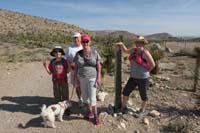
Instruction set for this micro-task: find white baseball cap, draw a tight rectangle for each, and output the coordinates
[72,32,81,38]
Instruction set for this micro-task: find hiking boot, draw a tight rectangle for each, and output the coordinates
[78,99,84,108]
[94,116,100,125]
[84,111,94,119]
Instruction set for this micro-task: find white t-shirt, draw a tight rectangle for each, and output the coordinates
[64,44,83,63]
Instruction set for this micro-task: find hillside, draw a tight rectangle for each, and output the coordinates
[0,9,90,36]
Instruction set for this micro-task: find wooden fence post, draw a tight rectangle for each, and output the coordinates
[193,47,200,92]
[114,46,122,112]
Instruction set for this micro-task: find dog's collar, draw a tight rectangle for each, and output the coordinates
[58,102,67,109]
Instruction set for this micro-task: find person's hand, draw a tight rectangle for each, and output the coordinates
[43,60,47,67]
[95,77,101,88]
[116,42,124,46]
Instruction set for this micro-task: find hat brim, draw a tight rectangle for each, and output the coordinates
[135,40,148,45]
[50,48,65,56]
[73,35,81,38]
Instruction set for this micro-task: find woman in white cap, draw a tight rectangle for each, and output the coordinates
[65,32,84,107]
[117,36,155,117]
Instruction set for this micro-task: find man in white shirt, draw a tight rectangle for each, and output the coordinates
[65,32,83,107]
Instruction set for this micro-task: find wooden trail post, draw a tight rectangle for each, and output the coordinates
[114,46,122,112]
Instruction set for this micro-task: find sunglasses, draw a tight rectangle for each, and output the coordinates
[81,40,89,43]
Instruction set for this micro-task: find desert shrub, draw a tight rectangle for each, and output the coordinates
[174,48,196,57]
[148,47,165,74]
[149,47,165,61]
[194,46,200,58]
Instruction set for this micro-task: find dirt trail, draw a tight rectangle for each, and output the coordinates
[0,59,200,133]
[0,62,107,132]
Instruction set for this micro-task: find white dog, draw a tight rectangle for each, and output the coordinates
[40,100,70,128]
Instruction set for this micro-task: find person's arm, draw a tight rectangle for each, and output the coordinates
[65,47,75,70]
[116,42,134,54]
[96,61,101,86]
[73,53,79,85]
[43,61,51,75]
[143,49,155,71]
[65,60,70,73]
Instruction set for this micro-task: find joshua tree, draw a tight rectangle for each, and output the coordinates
[193,46,200,92]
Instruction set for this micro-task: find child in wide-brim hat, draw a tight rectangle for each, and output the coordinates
[43,46,70,107]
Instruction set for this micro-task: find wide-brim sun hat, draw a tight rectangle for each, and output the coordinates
[81,35,91,42]
[50,46,65,56]
[135,36,148,44]
[72,32,81,38]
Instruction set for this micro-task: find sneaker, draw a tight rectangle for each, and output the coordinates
[121,107,129,114]
[84,111,94,119]
[94,116,100,125]
[78,99,84,108]
[135,110,149,118]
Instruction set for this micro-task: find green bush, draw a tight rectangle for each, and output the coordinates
[149,48,165,61]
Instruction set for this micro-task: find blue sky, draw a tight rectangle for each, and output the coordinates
[0,0,200,36]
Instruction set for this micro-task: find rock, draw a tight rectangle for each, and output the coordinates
[135,107,140,112]
[97,91,108,102]
[120,122,126,130]
[155,75,170,81]
[165,47,173,53]
[113,113,117,117]
[149,110,160,117]
[99,112,108,119]
[143,118,149,125]
[134,130,140,133]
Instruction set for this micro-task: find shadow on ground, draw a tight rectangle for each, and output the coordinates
[0,96,55,115]
[0,96,110,128]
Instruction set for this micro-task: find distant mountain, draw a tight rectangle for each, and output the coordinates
[145,33,175,41]
[94,30,138,39]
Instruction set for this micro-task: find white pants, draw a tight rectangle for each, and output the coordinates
[79,77,97,106]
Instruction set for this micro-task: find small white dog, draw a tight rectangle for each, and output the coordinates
[40,100,70,128]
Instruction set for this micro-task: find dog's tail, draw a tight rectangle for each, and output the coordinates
[40,104,47,117]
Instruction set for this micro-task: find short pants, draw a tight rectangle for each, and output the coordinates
[122,77,150,101]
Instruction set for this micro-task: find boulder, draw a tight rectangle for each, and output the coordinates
[149,110,161,117]
[143,118,149,125]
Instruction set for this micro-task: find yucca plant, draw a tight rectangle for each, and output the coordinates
[193,46,200,92]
